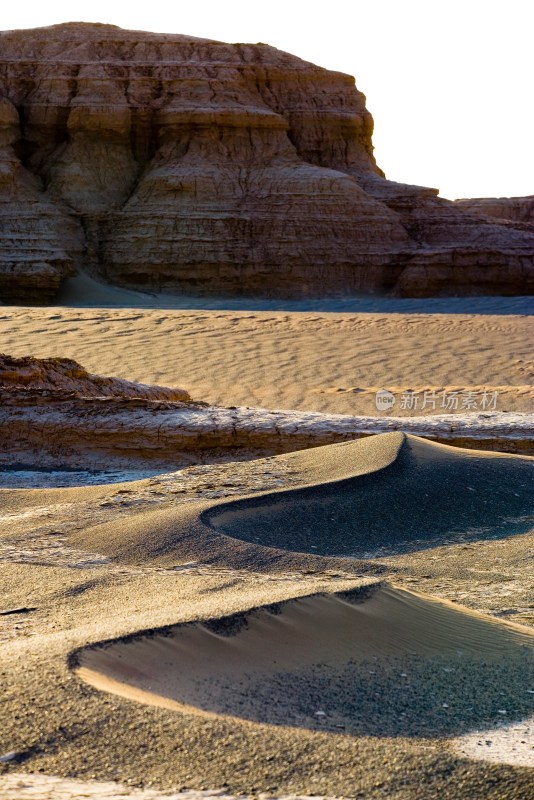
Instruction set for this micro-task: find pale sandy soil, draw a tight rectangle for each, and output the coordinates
[0,773,339,799]
[0,306,532,416]
[0,435,533,800]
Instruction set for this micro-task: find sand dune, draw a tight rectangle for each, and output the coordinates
[207,433,534,556]
[1,284,533,794]
[2,429,534,793]
[76,583,534,740]
[73,433,534,569]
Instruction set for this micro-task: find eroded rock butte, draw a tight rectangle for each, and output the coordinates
[0,22,533,301]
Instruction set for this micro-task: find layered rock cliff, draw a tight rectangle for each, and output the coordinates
[0,22,533,301]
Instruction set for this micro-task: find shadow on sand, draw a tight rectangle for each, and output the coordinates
[76,585,534,739]
[205,435,534,557]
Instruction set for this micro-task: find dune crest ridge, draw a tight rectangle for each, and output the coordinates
[204,433,534,557]
[69,433,533,572]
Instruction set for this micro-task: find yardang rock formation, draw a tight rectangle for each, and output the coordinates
[0,22,533,302]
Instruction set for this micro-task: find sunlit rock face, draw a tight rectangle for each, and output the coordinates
[0,353,190,401]
[0,22,533,301]
[454,197,534,231]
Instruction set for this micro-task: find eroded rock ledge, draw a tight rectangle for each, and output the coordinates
[1,356,532,471]
[0,22,533,302]
[0,354,190,402]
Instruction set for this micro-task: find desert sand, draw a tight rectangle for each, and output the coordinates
[1,414,533,799]
[77,581,534,733]
[1,294,533,417]
[0,286,533,800]
[1,19,533,799]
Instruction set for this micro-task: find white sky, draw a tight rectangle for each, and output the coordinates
[2,0,533,199]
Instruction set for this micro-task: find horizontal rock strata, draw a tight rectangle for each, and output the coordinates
[2,396,532,470]
[0,23,532,300]
[1,357,531,473]
[454,196,534,233]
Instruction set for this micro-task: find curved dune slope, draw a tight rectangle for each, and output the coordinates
[70,432,405,572]
[206,432,534,556]
[72,432,533,570]
[76,584,534,738]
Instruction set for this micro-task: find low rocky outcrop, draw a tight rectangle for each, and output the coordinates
[0,22,533,301]
[1,356,532,472]
[0,354,190,401]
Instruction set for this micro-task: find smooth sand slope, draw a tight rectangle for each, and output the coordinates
[77,583,534,741]
[0,306,532,416]
[73,433,534,569]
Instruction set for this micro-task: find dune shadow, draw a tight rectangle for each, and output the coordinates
[204,436,534,557]
[76,585,534,739]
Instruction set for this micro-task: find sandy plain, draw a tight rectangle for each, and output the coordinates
[0,281,533,800]
[0,276,533,416]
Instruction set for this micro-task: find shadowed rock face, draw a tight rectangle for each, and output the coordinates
[0,95,80,303]
[0,22,533,301]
